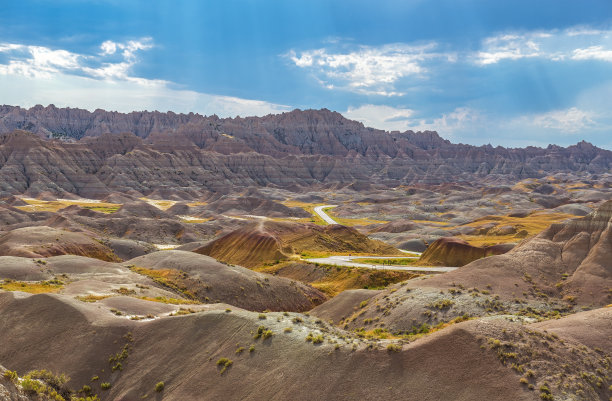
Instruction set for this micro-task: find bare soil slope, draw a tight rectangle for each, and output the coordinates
[194,221,400,267]
[127,250,326,312]
[0,226,119,262]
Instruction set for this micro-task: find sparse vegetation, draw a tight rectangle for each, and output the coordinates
[216,358,233,374]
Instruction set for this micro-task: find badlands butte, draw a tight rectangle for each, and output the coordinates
[0,105,609,401]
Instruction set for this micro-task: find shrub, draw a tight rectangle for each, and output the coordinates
[386,343,401,352]
[216,358,233,374]
[284,327,293,333]
[3,370,18,382]
[155,382,165,392]
[249,345,255,353]
[101,382,111,390]
[292,317,303,324]
[258,313,266,320]
[312,334,324,344]
[359,300,368,308]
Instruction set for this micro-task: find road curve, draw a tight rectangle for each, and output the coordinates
[314,205,338,225]
[304,255,457,273]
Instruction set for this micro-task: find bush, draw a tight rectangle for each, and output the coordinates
[216,358,233,374]
[3,370,18,382]
[101,382,111,390]
[386,343,401,352]
[155,382,165,392]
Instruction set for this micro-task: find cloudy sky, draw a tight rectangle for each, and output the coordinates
[1,0,612,148]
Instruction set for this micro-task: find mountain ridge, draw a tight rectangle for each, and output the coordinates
[0,105,611,198]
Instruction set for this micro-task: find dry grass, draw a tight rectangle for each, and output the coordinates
[129,267,197,300]
[352,258,418,266]
[139,198,177,210]
[76,294,113,302]
[0,280,63,294]
[186,201,208,207]
[282,200,387,226]
[413,220,451,226]
[457,212,573,247]
[257,262,418,297]
[138,296,201,305]
[15,198,121,213]
[178,216,212,223]
[282,201,328,225]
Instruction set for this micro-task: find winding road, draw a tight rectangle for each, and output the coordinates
[313,205,339,224]
[310,204,456,272]
[304,255,457,273]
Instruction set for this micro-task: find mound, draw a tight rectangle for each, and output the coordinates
[126,251,326,312]
[2,291,610,400]
[397,238,428,252]
[346,201,612,336]
[531,306,612,352]
[114,201,170,219]
[103,238,156,260]
[194,221,400,268]
[0,292,553,401]
[205,196,310,218]
[369,219,420,233]
[0,226,119,262]
[419,237,513,267]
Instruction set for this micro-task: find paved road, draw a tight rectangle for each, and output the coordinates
[304,255,457,273]
[313,204,339,224]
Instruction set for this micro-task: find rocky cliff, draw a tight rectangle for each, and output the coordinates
[0,105,611,198]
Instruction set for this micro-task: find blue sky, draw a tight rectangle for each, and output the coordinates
[1,0,612,148]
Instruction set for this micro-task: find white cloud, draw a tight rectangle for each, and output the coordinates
[287,43,452,96]
[343,104,415,131]
[572,46,612,62]
[530,107,596,133]
[342,104,479,136]
[0,39,290,117]
[100,40,117,55]
[408,107,480,136]
[476,34,542,65]
[475,26,612,65]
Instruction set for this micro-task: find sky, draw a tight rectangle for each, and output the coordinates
[1,0,612,149]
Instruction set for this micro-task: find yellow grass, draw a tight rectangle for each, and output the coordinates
[139,198,177,210]
[257,262,417,297]
[281,201,328,225]
[186,201,208,207]
[413,220,451,226]
[178,216,212,223]
[139,296,201,305]
[458,212,574,247]
[76,294,112,302]
[0,280,63,294]
[15,198,121,213]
